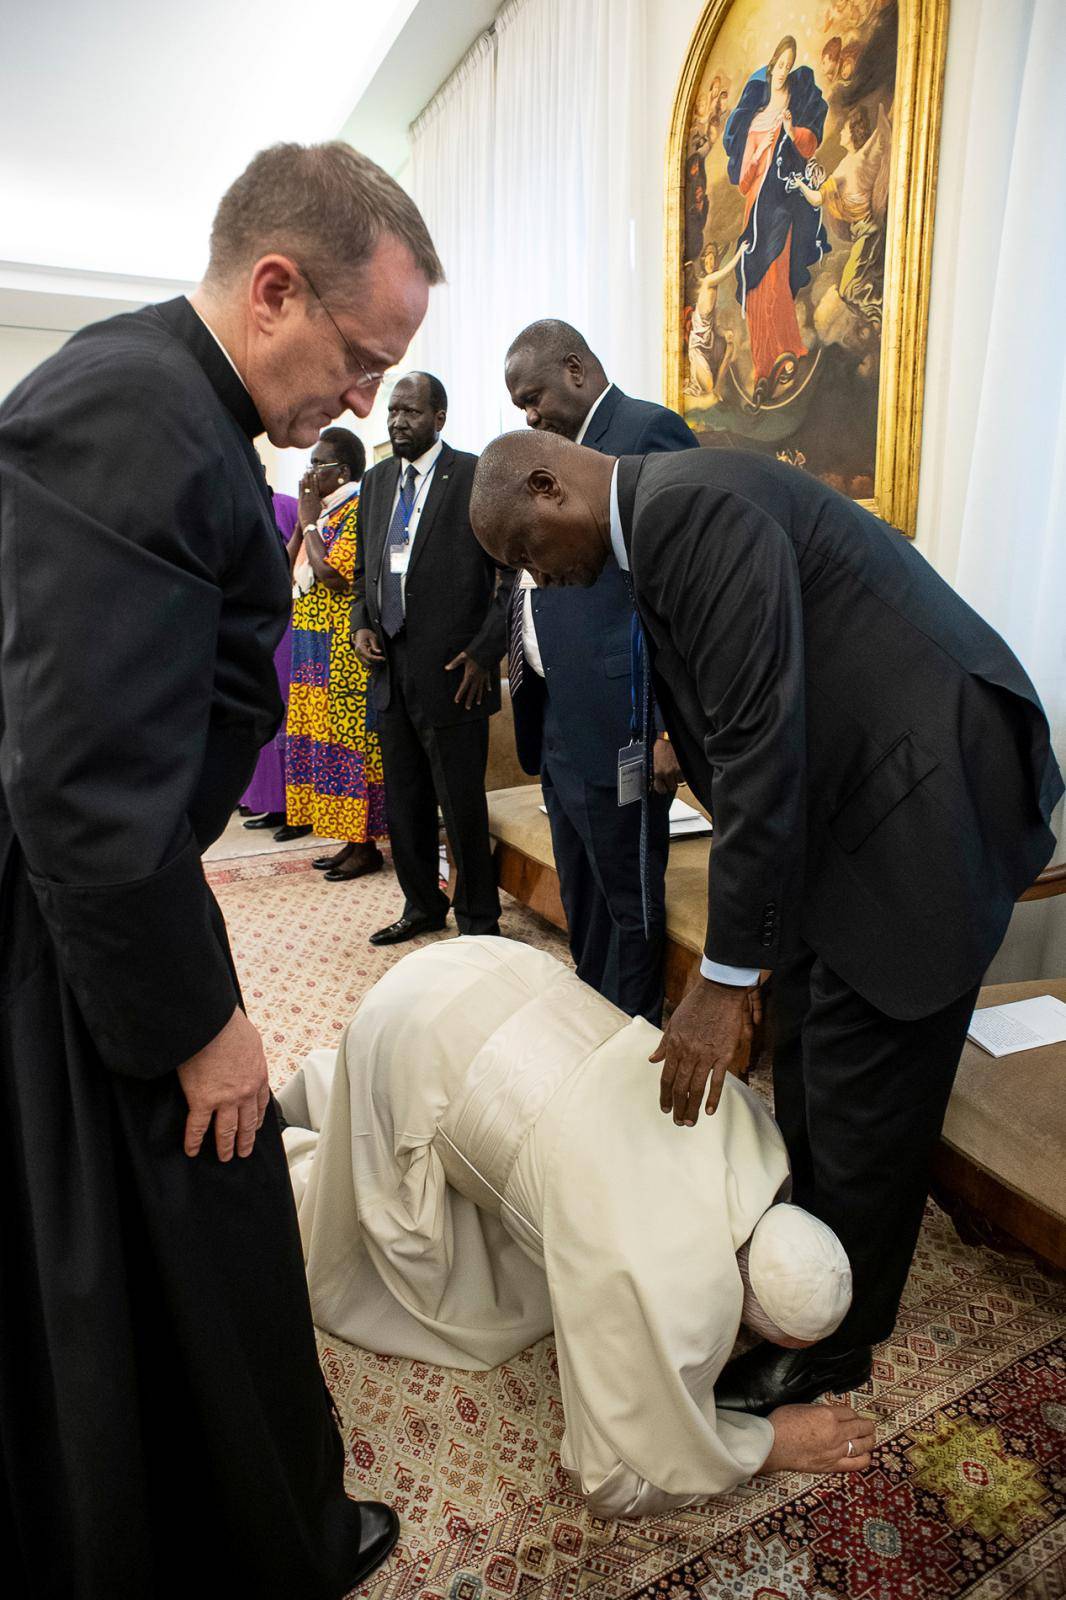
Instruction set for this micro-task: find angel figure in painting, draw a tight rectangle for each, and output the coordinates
[684,241,745,402]
[723,35,830,403]
[787,103,892,332]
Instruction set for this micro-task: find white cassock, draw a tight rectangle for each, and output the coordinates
[279,937,790,1518]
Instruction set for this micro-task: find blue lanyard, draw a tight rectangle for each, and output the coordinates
[629,610,643,740]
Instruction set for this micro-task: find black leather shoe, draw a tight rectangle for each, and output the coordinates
[369,913,448,946]
[272,823,313,842]
[325,848,384,882]
[313,852,347,871]
[337,1499,400,1590]
[243,811,285,830]
[715,1341,872,1416]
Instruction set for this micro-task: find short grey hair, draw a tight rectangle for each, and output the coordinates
[206,142,444,296]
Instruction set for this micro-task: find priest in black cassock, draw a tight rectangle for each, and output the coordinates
[0,142,442,1600]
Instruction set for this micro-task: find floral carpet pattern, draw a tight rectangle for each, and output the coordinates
[208,845,1066,1600]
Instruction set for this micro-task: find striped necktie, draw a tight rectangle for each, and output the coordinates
[508,583,526,694]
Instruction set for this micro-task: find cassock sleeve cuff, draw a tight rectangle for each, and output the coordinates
[28,836,238,1078]
[700,956,761,986]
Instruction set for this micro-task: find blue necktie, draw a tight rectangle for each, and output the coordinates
[380,464,417,637]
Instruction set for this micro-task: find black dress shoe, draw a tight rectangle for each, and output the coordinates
[369,913,448,946]
[313,852,346,871]
[336,1499,400,1590]
[325,847,384,882]
[243,811,285,830]
[272,823,313,842]
[714,1341,872,1416]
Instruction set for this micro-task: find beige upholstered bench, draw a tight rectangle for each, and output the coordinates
[486,779,713,1007]
[932,977,1066,1271]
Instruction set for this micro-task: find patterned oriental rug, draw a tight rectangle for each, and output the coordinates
[208,847,1066,1600]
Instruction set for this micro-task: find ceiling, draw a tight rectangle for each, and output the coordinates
[0,0,498,330]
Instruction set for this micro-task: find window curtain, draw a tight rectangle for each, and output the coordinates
[408,33,497,452]
[492,0,648,414]
[917,0,1065,977]
[408,0,647,450]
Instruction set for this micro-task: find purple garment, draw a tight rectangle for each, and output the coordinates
[241,492,298,814]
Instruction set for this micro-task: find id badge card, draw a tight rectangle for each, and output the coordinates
[617,740,646,806]
[389,540,411,575]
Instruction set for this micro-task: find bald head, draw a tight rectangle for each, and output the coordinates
[504,320,609,440]
[470,431,616,587]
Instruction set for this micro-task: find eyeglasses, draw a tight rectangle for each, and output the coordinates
[295,261,386,392]
[309,461,342,473]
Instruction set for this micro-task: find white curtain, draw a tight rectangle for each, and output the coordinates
[917,0,1065,977]
[408,0,647,451]
[492,0,648,418]
[409,33,497,453]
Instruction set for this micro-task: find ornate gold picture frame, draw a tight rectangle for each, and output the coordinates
[664,0,948,534]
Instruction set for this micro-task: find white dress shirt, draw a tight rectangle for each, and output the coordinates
[519,385,615,672]
[187,300,248,390]
[608,466,759,990]
[384,438,443,613]
[574,382,613,445]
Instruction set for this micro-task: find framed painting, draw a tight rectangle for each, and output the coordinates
[664,0,948,534]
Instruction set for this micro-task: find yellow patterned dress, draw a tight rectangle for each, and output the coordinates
[284,490,386,842]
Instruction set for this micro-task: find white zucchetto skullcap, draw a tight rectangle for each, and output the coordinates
[747,1204,852,1341]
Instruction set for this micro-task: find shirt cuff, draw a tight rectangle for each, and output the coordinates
[700,956,760,986]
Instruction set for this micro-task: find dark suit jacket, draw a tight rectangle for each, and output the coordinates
[352,443,513,727]
[511,386,698,782]
[617,449,1063,1020]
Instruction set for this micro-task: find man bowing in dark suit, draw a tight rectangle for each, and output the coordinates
[353,373,511,945]
[469,431,1063,1414]
[503,319,698,1023]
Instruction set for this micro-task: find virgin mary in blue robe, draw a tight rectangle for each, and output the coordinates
[722,40,830,384]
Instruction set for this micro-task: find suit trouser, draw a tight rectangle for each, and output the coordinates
[376,635,500,935]
[541,755,669,1024]
[770,945,981,1351]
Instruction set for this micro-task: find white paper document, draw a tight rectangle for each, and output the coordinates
[667,797,713,838]
[537,796,712,838]
[966,994,1066,1058]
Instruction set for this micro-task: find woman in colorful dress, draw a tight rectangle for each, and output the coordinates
[240,489,300,832]
[286,428,387,881]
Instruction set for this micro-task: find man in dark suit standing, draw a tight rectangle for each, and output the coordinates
[502,320,698,1022]
[469,432,1063,1412]
[353,373,510,945]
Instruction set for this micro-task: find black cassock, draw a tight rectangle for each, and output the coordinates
[0,298,368,1598]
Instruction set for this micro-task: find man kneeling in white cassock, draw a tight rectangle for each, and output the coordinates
[278,937,874,1517]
